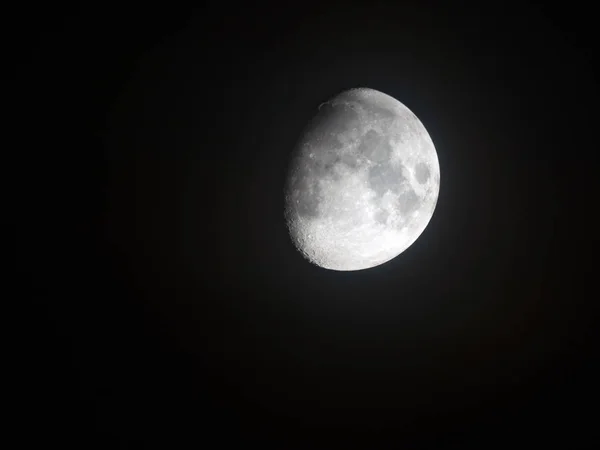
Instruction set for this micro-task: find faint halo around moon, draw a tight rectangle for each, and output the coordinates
[284,88,440,271]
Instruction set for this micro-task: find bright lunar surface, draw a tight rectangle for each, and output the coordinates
[284,88,440,271]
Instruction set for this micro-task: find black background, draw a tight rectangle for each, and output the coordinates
[13,1,598,448]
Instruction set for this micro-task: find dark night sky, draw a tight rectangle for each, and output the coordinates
[13,1,598,448]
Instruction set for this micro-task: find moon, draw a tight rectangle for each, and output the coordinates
[284,88,440,271]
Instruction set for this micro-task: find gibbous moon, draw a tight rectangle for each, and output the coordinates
[284,88,440,271]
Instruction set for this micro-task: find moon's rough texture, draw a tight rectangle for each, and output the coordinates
[285,88,440,271]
